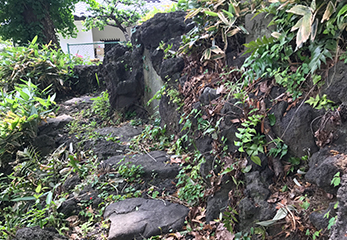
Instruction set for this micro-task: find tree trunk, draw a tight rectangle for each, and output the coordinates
[22,2,59,46]
[41,3,60,47]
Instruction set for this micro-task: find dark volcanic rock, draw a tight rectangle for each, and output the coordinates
[159,57,185,82]
[101,44,145,115]
[206,175,234,223]
[310,202,337,230]
[199,87,219,105]
[132,11,193,52]
[305,147,344,195]
[70,65,102,94]
[95,124,142,142]
[330,174,347,240]
[101,151,179,179]
[270,102,319,158]
[324,61,347,104]
[104,198,189,240]
[14,226,67,240]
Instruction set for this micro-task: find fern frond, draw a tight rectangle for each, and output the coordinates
[244,35,276,55]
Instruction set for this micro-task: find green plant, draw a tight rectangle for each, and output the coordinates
[91,91,111,121]
[324,202,338,230]
[305,94,336,110]
[331,172,341,187]
[0,80,55,165]
[268,138,288,159]
[179,0,252,61]
[234,114,265,166]
[176,153,205,206]
[117,162,144,182]
[139,3,179,24]
[222,206,239,233]
[0,36,86,93]
[157,41,175,59]
[84,0,148,41]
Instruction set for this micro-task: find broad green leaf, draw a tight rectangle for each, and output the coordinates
[268,113,276,126]
[287,5,311,16]
[296,13,313,48]
[251,155,261,166]
[222,9,234,19]
[322,1,336,23]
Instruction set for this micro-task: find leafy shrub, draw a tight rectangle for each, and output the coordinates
[0,80,55,166]
[0,36,86,93]
[242,0,347,97]
[91,91,111,121]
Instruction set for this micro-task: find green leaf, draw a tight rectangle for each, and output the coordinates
[31,36,38,45]
[268,114,276,126]
[46,191,53,205]
[204,10,218,17]
[322,1,336,23]
[11,196,36,202]
[287,5,311,16]
[35,183,42,193]
[251,155,261,166]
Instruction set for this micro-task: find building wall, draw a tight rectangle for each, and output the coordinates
[92,25,126,42]
[58,21,94,59]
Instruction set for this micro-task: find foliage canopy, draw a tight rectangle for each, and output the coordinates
[83,0,148,41]
[0,0,83,46]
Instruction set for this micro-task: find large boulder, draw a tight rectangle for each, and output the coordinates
[101,44,145,115]
[305,146,346,195]
[132,11,193,52]
[100,151,180,179]
[323,61,347,104]
[70,65,102,95]
[104,198,189,240]
[270,102,319,158]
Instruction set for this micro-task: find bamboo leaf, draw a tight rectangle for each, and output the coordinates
[287,5,311,16]
[322,1,336,23]
[218,12,229,25]
[205,10,218,17]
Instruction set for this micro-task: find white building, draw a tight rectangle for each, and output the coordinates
[58,0,175,60]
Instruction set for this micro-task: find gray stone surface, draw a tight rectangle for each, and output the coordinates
[199,87,219,106]
[14,226,67,240]
[245,12,275,43]
[95,124,142,142]
[104,198,189,240]
[305,147,342,195]
[101,151,179,179]
[324,61,347,104]
[310,202,337,230]
[330,174,347,240]
[270,102,319,158]
[83,139,126,160]
[206,175,234,223]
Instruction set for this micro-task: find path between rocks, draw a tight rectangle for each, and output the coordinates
[17,95,190,240]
